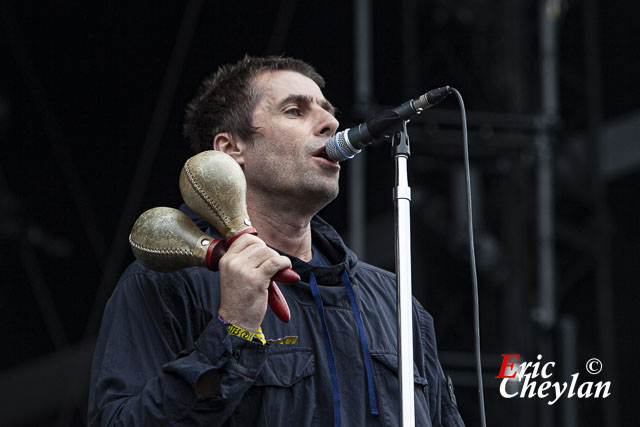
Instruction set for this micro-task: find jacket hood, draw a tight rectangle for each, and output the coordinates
[179,204,359,285]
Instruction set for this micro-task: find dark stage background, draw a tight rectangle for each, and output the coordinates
[1,1,638,426]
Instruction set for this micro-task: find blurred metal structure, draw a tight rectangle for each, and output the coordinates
[535,1,560,425]
[347,0,373,259]
[583,0,619,425]
[0,1,205,425]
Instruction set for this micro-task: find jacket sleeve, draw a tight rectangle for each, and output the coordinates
[438,372,466,427]
[414,300,466,427]
[88,266,267,426]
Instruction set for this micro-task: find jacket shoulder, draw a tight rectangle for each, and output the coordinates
[112,262,220,316]
[354,260,396,282]
[117,261,217,289]
[354,260,435,323]
[352,261,397,302]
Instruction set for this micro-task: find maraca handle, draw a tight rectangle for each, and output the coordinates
[268,268,297,323]
[268,281,290,323]
[179,152,295,323]
[206,232,297,323]
[226,227,300,282]
[226,227,258,247]
[273,268,300,284]
[227,228,300,284]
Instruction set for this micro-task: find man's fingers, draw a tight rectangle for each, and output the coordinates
[223,241,280,269]
[216,232,291,331]
[219,233,291,280]
[223,233,262,254]
[257,254,292,279]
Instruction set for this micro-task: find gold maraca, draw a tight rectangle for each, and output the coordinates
[129,206,227,272]
[179,150,297,322]
[129,205,293,322]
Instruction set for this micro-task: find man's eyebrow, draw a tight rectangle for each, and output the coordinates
[279,94,336,116]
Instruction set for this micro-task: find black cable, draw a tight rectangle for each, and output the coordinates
[450,87,487,427]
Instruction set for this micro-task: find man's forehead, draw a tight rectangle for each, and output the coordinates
[254,70,326,104]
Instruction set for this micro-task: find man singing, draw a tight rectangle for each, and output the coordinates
[88,55,464,426]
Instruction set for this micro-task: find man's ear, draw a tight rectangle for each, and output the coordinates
[213,132,246,166]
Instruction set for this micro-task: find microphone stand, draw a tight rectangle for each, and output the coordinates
[391,122,415,426]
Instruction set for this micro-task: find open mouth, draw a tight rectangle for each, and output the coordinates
[314,149,331,160]
[312,146,339,168]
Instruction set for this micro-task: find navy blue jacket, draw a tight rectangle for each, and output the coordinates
[88,210,464,426]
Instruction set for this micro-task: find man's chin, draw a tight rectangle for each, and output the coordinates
[302,185,339,212]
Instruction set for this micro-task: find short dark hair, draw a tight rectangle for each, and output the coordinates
[184,55,326,153]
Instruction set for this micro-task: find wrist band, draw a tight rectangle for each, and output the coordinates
[217,314,266,345]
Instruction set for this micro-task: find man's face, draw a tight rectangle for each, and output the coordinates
[241,70,340,210]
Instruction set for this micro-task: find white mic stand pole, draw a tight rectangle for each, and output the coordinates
[392,122,415,426]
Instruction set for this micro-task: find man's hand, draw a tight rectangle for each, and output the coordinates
[217,234,292,332]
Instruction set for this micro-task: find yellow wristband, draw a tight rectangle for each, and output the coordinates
[219,315,266,345]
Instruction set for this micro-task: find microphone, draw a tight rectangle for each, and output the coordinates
[325,86,451,161]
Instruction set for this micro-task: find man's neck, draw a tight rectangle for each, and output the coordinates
[246,201,314,262]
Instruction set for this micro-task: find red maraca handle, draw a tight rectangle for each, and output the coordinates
[206,228,297,322]
[273,268,300,284]
[267,267,299,323]
[226,227,300,281]
[268,281,290,322]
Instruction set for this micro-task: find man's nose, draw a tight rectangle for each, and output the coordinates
[315,109,339,137]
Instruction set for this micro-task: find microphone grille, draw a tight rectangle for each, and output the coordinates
[326,130,361,162]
